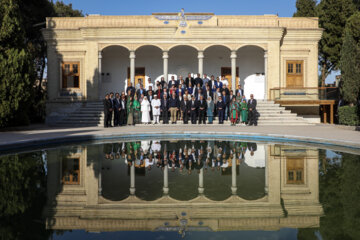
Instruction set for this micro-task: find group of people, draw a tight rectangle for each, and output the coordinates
[103,73,258,127]
[103,140,259,174]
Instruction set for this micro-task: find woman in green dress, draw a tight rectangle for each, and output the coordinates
[240,99,248,125]
[133,94,141,124]
[127,95,134,125]
[229,97,239,126]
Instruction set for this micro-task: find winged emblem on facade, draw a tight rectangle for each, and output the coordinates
[154,8,213,27]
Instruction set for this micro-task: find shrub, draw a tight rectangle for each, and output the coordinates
[338,105,360,126]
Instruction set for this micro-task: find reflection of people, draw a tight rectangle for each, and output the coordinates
[248,94,257,126]
[247,142,257,156]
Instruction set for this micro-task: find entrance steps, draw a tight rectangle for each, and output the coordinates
[51,100,314,127]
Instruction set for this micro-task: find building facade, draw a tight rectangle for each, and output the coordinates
[42,12,323,122]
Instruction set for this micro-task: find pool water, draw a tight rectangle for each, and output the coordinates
[0,139,359,240]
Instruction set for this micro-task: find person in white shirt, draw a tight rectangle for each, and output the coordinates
[151,94,161,124]
[141,96,151,124]
[221,75,229,87]
[145,77,154,91]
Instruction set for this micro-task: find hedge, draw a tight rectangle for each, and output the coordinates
[338,106,360,126]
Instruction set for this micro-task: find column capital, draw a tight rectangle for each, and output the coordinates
[162,51,169,59]
[198,51,204,59]
[231,51,237,59]
[98,51,102,59]
[129,51,136,59]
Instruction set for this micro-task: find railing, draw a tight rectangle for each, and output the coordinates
[269,87,339,101]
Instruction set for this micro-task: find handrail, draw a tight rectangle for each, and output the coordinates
[269,87,339,101]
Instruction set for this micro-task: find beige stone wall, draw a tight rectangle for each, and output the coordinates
[42,14,322,103]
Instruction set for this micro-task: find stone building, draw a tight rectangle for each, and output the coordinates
[42,11,324,124]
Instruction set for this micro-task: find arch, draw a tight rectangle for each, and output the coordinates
[236,44,266,51]
[203,44,232,52]
[100,44,131,52]
[168,44,199,52]
[135,44,164,52]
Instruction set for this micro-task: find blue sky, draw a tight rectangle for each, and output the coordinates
[60,0,337,83]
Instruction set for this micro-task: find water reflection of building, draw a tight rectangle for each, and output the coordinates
[44,141,323,232]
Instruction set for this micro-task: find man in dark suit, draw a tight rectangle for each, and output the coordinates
[103,94,112,128]
[190,95,198,124]
[185,73,194,88]
[216,96,225,124]
[183,96,191,124]
[198,95,207,124]
[113,93,121,126]
[168,75,178,88]
[136,84,147,100]
[221,90,230,121]
[236,84,244,97]
[247,142,257,156]
[126,82,135,97]
[120,94,127,126]
[161,94,169,124]
[194,73,203,87]
[109,92,115,126]
[248,94,257,126]
[147,89,154,121]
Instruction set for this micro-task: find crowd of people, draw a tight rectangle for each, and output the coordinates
[103,140,259,174]
[103,73,259,127]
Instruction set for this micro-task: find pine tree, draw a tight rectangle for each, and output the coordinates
[293,0,318,17]
[318,0,356,87]
[339,14,360,105]
[0,0,34,127]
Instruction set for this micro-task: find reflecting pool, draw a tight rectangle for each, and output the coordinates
[1,139,360,240]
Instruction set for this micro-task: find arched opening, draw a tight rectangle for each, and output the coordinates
[204,45,232,89]
[135,45,163,90]
[237,46,265,100]
[101,45,129,97]
[168,45,198,81]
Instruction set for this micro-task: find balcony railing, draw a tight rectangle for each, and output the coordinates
[269,87,339,101]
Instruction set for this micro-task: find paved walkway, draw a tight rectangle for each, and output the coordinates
[0,124,359,152]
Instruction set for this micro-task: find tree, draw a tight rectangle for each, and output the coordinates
[0,0,35,127]
[339,14,360,105]
[53,1,83,17]
[318,0,356,87]
[293,0,318,17]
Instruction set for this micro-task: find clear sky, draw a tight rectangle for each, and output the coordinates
[60,0,337,83]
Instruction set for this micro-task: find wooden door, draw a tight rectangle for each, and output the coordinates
[221,67,239,90]
[127,67,145,87]
[286,157,304,184]
[286,60,304,88]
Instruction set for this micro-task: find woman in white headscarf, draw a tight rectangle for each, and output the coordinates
[141,96,151,124]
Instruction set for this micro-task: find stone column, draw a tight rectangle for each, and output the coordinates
[130,163,135,195]
[265,146,269,194]
[198,51,204,76]
[98,51,102,99]
[264,50,268,100]
[163,165,169,195]
[231,51,237,93]
[231,155,237,195]
[129,51,136,86]
[98,164,102,196]
[163,51,169,83]
[198,167,204,194]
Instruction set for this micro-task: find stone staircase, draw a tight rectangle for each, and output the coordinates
[52,100,314,127]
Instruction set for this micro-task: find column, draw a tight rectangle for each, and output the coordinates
[265,146,268,194]
[198,167,204,194]
[130,164,135,195]
[231,51,237,93]
[163,165,169,195]
[98,51,102,99]
[98,163,102,196]
[264,50,268,100]
[129,51,136,86]
[231,155,237,195]
[163,51,169,83]
[198,51,204,76]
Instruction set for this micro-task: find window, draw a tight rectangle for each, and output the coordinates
[287,63,293,73]
[296,63,302,73]
[286,157,304,184]
[62,62,80,88]
[62,158,80,185]
[288,171,294,181]
[286,60,304,88]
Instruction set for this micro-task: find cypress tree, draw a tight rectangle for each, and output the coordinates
[0,0,34,127]
[293,0,318,17]
[318,0,356,86]
[339,13,360,105]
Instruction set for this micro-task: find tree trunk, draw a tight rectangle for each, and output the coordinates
[321,63,327,87]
